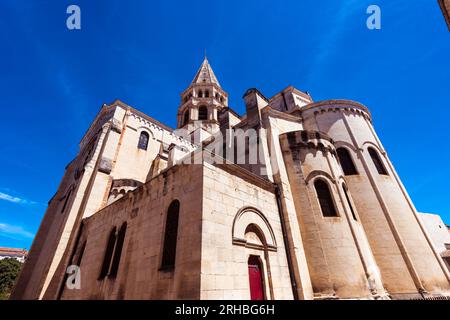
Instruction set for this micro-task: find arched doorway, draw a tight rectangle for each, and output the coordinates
[232,207,277,300]
[248,255,265,300]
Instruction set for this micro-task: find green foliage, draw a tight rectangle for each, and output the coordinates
[0,258,23,300]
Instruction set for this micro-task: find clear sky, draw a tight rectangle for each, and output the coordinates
[0,0,449,249]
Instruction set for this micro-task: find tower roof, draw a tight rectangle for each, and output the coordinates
[191,57,221,87]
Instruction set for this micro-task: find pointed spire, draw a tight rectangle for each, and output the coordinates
[191,57,221,87]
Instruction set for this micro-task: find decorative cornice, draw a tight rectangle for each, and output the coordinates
[79,105,115,148]
[298,99,372,122]
[111,179,143,188]
[210,161,276,193]
[126,109,197,149]
[280,130,337,158]
[114,100,173,132]
[180,82,228,97]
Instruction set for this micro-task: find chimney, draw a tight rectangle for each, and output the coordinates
[243,88,269,127]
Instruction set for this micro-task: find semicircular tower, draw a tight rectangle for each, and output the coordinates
[279,129,387,299]
[300,100,450,298]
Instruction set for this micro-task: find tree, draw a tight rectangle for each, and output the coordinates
[0,258,23,300]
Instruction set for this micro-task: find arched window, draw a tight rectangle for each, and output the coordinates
[337,148,358,175]
[99,227,117,279]
[161,200,180,269]
[342,183,357,220]
[109,222,127,277]
[314,179,338,217]
[138,131,149,150]
[198,106,208,120]
[198,90,203,98]
[368,147,388,175]
[183,109,189,125]
[205,90,210,98]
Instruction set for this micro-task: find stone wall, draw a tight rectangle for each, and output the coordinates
[200,162,293,299]
[61,163,203,299]
[12,101,196,300]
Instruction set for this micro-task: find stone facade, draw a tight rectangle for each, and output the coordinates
[11,58,450,300]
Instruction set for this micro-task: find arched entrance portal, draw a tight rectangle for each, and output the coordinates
[232,207,278,300]
[248,255,265,300]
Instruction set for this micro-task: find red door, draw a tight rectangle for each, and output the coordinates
[248,256,265,300]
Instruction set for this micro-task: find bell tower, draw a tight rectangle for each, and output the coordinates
[177,57,228,143]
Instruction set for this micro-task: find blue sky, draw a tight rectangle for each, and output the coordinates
[0,0,449,249]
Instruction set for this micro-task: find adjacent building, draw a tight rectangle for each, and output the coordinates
[0,248,28,263]
[420,213,450,271]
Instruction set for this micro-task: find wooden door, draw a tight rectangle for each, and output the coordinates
[248,256,265,300]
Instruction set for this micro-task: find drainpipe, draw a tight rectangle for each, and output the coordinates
[274,184,299,300]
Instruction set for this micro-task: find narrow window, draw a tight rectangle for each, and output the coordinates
[99,227,117,279]
[138,131,149,150]
[337,148,358,175]
[233,136,238,164]
[198,106,208,120]
[75,241,87,267]
[161,200,180,269]
[198,90,203,98]
[314,179,338,217]
[222,142,227,160]
[61,188,72,214]
[205,90,209,98]
[342,184,357,220]
[183,110,189,125]
[109,222,127,278]
[368,147,388,175]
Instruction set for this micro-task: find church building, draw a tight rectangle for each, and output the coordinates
[11,58,450,300]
